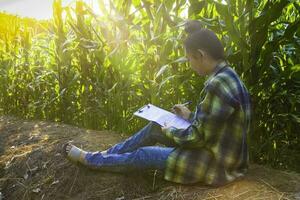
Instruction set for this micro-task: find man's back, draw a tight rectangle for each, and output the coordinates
[164,65,251,185]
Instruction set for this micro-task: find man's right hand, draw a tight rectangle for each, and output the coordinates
[171,104,191,120]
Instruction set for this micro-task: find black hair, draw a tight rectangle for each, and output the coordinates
[184,20,224,60]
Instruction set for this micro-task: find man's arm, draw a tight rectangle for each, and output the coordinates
[163,81,236,147]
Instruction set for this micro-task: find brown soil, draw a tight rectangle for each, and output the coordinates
[0,116,299,200]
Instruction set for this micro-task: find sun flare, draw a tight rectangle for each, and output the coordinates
[0,0,106,20]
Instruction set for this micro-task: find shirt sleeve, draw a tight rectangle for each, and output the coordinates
[164,80,236,147]
[187,111,194,122]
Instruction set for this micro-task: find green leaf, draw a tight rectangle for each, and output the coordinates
[158,75,179,91]
[155,64,168,80]
[188,1,206,17]
[171,57,188,64]
[292,64,300,72]
[250,0,291,32]
[283,19,300,39]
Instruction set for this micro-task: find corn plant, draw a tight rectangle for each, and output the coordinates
[0,0,299,172]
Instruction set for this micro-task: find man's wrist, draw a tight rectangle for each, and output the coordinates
[164,126,177,139]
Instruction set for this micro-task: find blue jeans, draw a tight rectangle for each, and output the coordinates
[84,122,177,172]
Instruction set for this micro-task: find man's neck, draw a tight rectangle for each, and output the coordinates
[204,59,226,86]
[207,59,225,76]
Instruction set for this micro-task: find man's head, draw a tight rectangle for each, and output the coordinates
[184,20,225,76]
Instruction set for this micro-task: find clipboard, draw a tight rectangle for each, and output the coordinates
[133,104,191,129]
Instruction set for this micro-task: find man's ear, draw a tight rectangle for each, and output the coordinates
[197,49,205,58]
[190,51,201,60]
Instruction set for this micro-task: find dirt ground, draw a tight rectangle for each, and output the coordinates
[0,116,299,200]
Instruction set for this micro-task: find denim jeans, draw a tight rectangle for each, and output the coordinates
[84,121,177,172]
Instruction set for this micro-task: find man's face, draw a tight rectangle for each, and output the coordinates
[186,51,206,76]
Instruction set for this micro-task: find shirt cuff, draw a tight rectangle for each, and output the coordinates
[188,112,194,122]
[164,126,178,139]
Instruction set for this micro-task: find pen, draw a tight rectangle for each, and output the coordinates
[171,101,192,110]
[181,101,192,106]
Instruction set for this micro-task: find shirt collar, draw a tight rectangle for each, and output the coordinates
[204,60,228,87]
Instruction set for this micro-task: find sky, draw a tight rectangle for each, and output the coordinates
[0,0,100,20]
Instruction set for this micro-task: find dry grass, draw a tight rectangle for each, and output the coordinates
[0,116,299,200]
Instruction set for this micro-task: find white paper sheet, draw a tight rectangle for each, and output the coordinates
[133,104,191,129]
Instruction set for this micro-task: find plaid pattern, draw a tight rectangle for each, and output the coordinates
[164,61,251,185]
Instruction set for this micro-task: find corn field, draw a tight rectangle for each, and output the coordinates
[0,0,299,172]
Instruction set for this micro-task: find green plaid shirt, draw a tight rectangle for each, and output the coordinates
[163,61,251,185]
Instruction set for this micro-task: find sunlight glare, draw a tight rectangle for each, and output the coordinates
[0,0,108,20]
